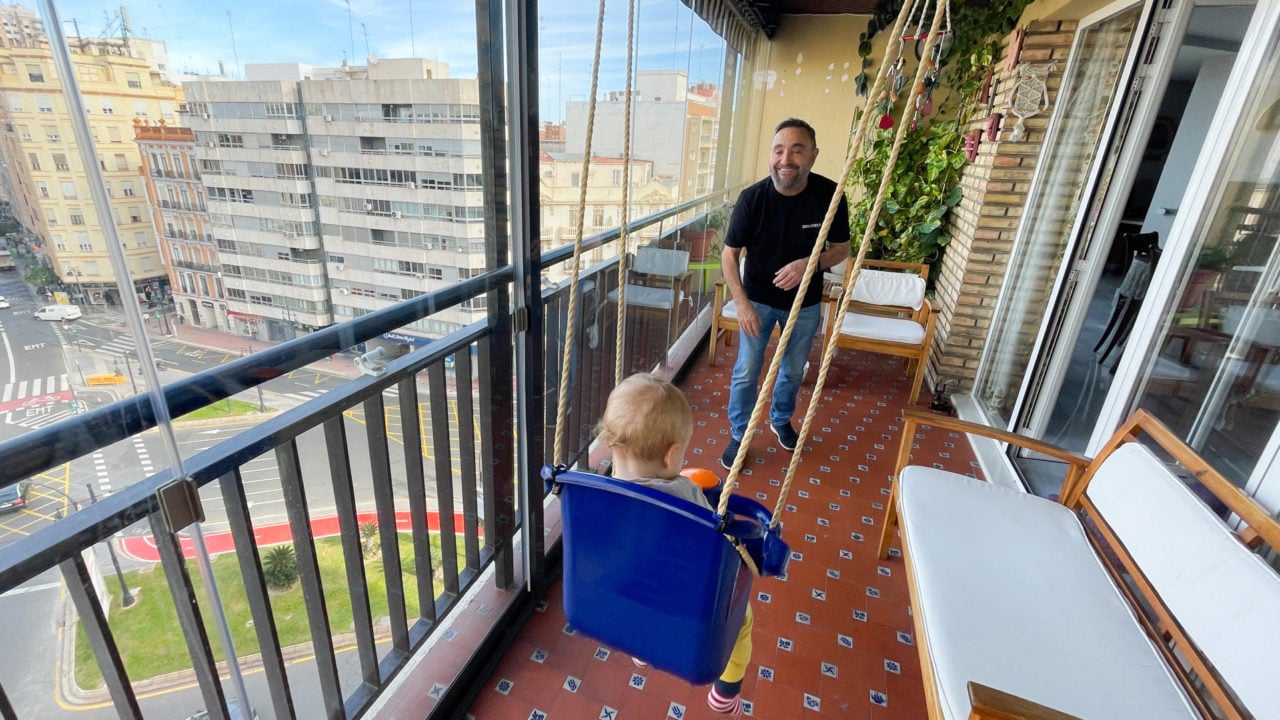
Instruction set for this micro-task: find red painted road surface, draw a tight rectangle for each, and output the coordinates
[119,510,478,561]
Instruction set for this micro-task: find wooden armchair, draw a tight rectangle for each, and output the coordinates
[825,259,937,403]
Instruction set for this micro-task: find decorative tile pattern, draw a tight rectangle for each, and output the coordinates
[463,347,978,718]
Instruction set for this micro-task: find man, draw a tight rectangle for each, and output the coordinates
[719,118,850,469]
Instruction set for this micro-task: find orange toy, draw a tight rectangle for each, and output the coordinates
[680,467,722,491]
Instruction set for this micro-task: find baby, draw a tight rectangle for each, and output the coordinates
[596,373,752,715]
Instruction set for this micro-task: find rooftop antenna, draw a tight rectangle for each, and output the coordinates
[408,0,415,57]
[360,21,369,60]
[345,0,355,69]
[226,10,241,79]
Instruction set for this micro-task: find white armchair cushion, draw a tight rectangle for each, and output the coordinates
[720,299,739,319]
[851,269,926,309]
[633,246,689,276]
[898,468,1198,720]
[839,313,924,344]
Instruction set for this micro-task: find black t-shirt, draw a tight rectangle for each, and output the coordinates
[724,173,850,310]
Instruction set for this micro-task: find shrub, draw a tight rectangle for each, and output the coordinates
[262,544,299,591]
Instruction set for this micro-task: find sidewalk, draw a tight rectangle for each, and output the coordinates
[168,322,364,380]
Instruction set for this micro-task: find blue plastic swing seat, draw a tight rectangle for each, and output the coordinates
[543,466,790,685]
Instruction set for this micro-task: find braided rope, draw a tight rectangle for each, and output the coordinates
[769,0,949,527]
[614,0,638,384]
[553,0,609,465]
[717,0,918,517]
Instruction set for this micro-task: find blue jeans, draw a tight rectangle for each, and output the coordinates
[728,302,822,441]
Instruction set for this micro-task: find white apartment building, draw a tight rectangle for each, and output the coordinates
[565,70,719,199]
[183,59,485,345]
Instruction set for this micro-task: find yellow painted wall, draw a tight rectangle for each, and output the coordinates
[732,15,876,185]
[728,0,1116,189]
[1021,0,1116,23]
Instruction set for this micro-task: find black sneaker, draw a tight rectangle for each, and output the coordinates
[719,437,742,470]
[771,422,799,452]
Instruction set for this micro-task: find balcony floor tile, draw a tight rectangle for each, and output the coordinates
[457,347,973,719]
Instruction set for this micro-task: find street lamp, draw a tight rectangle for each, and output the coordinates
[85,484,136,608]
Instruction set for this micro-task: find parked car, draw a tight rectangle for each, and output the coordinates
[0,479,31,513]
[0,296,9,309]
[34,304,81,321]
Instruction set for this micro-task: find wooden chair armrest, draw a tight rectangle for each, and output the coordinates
[899,408,1091,470]
[967,682,1082,720]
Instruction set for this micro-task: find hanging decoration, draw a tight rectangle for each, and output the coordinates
[897,0,950,128]
[1005,62,1055,142]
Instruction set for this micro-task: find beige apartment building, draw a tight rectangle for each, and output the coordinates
[135,122,222,330]
[538,152,676,285]
[0,6,179,305]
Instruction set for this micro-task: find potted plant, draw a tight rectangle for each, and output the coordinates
[682,209,724,261]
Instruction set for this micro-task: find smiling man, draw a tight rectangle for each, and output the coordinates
[718,118,850,469]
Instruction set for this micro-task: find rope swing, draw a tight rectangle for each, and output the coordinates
[544,0,953,688]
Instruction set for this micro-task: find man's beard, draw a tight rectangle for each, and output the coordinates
[771,166,807,192]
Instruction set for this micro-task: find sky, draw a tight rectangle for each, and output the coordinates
[39,0,729,122]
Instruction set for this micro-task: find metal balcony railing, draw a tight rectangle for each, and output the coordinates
[0,191,730,719]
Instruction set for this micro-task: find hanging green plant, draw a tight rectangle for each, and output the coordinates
[849,0,1032,275]
[849,118,966,265]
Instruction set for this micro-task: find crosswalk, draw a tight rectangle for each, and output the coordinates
[92,335,140,357]
[278,387,400,405]
[1,375,71,402]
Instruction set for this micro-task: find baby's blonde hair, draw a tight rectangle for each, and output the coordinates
[596,373,692,463]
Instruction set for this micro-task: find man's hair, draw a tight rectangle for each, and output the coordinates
[596,373,692,463]
[775,117,817,147]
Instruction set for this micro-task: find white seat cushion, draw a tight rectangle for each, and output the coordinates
[609,285,677,310]
[851,269,926,309]
[720,299,739,320]
[1087,443,1280,720]
[898,468,1197,720]
[839,313,924,344]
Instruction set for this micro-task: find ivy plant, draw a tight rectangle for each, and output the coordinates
[848,0,1032,273]
[849,118,966,265]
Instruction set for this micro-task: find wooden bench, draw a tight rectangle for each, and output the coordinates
[877,408,1280,720]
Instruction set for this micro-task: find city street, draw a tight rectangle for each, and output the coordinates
[0,274,460,718]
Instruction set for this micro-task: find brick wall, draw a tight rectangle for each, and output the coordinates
[930,19,1079,393]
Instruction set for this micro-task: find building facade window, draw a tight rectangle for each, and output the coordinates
[26,64,42,82]
[35,95,52,112]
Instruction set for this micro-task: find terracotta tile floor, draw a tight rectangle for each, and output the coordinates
[465,345,981,719]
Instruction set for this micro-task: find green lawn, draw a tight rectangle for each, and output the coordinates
[74,533,458,688]
[177,397,269,421]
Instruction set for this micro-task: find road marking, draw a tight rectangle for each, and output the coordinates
[1,326,13,384]
[0,581,61,597]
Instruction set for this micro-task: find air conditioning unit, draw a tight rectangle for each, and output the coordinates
[404,181,415,190]
[284,231,297,238]
[323,114,334,122]
[318,149,331,157]
[335,264,344,271]
[200,112,210,120]
[391,211,402,219]
[339,287,349,294]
